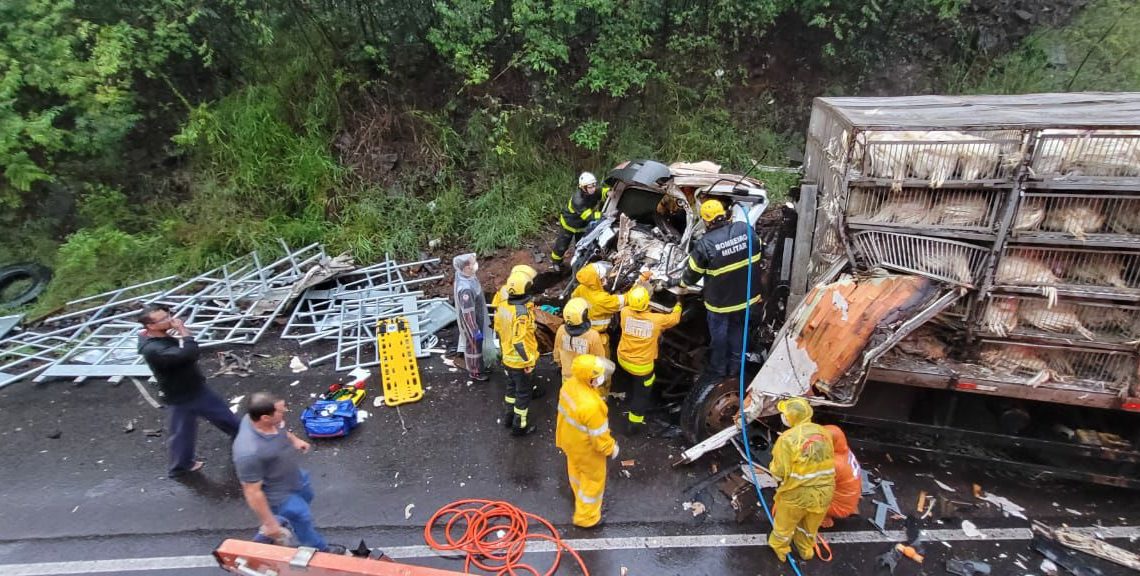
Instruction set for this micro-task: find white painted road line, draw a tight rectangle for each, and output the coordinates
[4,525,1139,575]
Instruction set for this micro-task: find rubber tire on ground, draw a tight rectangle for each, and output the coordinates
[0,263,52,307]
[679,376,741,444]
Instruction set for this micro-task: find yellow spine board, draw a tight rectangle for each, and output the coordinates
[377,317,424,406]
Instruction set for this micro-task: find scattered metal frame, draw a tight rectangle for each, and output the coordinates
[0,245,456,388]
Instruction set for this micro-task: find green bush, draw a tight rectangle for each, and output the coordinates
[38,227,171,310]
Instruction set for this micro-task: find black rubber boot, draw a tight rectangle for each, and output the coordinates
[502,409,515,429]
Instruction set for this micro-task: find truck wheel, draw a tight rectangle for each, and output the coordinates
[0,263,52,308]
[680,376,741,444]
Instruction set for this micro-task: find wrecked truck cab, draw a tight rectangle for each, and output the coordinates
[568,159,773,290]
[562,160,788,440]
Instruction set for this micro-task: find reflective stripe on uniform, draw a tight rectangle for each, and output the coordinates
[560,215,585,233]
[688,256,706,274]
[704,293,763,313]
[644,373,656,387]
[557,405,609,436]
[505,396,516,404]
[578,491,600,504]
[705,252,763,277]
[618,356,654,376]
[551,250,563,262]
[590,318,611,329]
[788,469,835,481]
[559,390,578,411]
[628,413,645,423]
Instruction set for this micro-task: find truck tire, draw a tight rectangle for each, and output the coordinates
[680,376,741,444]
[0,263,51,308]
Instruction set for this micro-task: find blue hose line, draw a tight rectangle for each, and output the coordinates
[738,219,805,576]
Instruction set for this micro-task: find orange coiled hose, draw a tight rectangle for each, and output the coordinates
[424,499,589,576]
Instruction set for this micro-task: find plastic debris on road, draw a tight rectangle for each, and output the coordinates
[978,492,1027,520]
[289,356,308,373]
[682,502,706,517]
[404,503,415,520]
[961,520,984,539]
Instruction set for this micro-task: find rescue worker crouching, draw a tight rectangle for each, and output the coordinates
[551,172,608,273]
[820,424,862,528]
[768,397,836,563]
[553,298,607,383]
[493,271,540,436]
[617,285,681,435]
[556,354,619,528]
[675,199,763,383]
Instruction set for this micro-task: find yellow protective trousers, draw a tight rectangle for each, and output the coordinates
[565,451,607,527]
[768,488,831,562]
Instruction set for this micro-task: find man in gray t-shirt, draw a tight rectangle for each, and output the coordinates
[233,392,332,551]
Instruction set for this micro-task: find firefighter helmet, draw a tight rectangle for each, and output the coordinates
[628,285,651,312]
[505,271,532,297]
[563,297,589,325]
[578,172,597,188]
[700,199,727,223]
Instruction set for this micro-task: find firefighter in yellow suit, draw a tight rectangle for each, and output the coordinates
[570,262,627,352]
[617,285,681,434]
[493,272,539,436]
[768,397,836,563]
[556,354,619,528]
[552,298,607,383]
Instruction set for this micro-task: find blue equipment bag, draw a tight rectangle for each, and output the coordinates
[300,399,358,438]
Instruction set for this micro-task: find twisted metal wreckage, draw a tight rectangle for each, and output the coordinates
[0,241,456,388]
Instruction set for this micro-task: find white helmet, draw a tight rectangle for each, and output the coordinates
[578,172,597,188]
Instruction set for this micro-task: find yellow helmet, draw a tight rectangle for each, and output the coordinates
[571,354,615,386]
[563,297,589,325]
[505,271,532,297]
[628,285,650,311]
[699,199,727,223]
[776,397,813,427]
[510,264,537,282]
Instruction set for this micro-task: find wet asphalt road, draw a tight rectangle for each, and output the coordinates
[1,346,1138,576]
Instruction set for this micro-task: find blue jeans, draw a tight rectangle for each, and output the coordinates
[271,470,329,550]
[706,309,747,380]
[167,387,240,475]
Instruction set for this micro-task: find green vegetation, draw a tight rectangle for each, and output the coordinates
[951,0,1140,94]
[1,0,1137,314]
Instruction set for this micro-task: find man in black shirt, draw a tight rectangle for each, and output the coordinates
[137,304,239,477]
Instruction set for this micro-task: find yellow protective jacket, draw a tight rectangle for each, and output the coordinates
[570,265,626,334]
[553,325,607,381]
[493,298,538,370]
[490,285,509,309]
[556,375,616,458]
[616,305,681,375]
[770,401,836,512]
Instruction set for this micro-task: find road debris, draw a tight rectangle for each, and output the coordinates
[213,351,253,377]
[372,396,385,408]
[1035,521,1140,571]
[1033,533,1106,576]
[934,479,957,492]
[47,430,61,439]
[1065,508,1083,516]
[620,470,631,478]
[123,419,135,433]
[289,356,308,373]
[289,380,299,386]
[946,558,991,576]
[681,502,706,517]
[404,503,415,520]
[1040,558,1059,575]
[977,491,1028,520]
[621,459,636,468]
[961,520,984,539]
[144,428,162,437]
